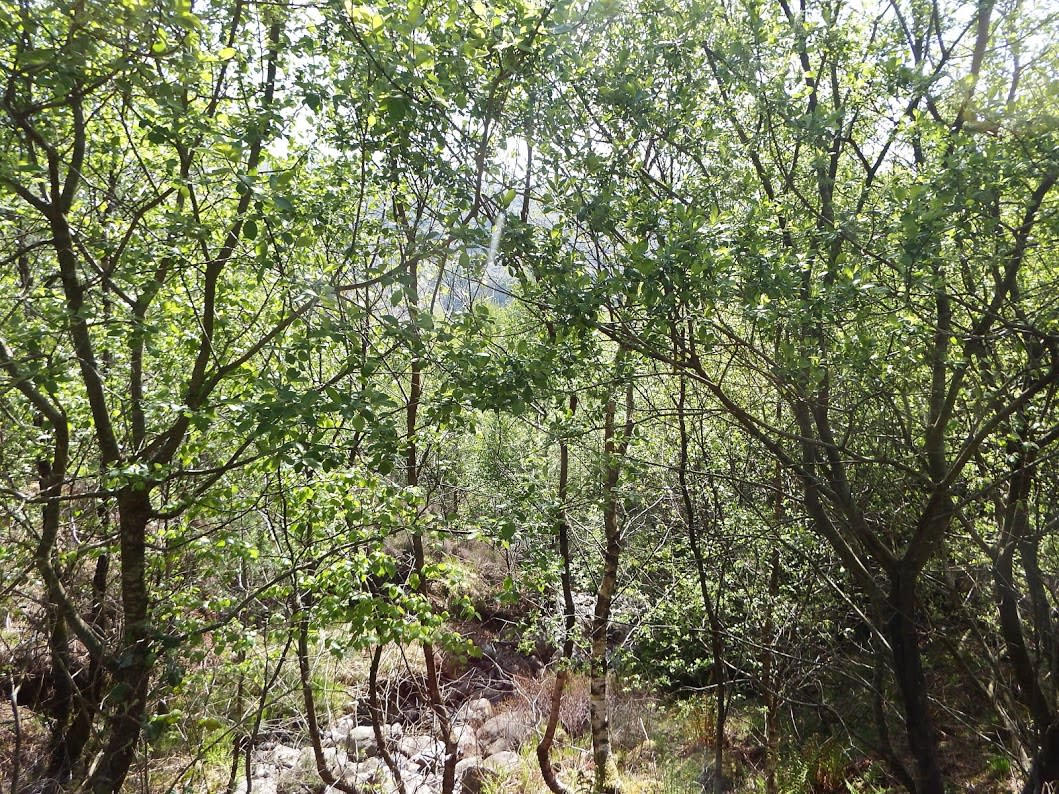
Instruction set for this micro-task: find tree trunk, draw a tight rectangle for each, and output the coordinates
[296,597,355,793]
[404,252,458,794]
[88,489,152,794]
[676,375,727,794]
[538,393,577,794]
[590,383,632,794]
[62,553,110,784]
[762,549,780,794]
[88,495,149,793]
[992,436,1059,792]
[370,645,408,794]
[1024,719,1059,794]
[885,569,944,794]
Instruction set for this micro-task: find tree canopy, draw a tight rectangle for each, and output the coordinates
[1,0,1058,793]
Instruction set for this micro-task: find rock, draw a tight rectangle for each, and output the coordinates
[253,763,278,780]
[458,758,499,794]
[457,697,494,727]
[352,756,396,788]
[327,716,401,759]
[276,746,354,793]
[324,716,356,747]
[454,723,479,758]
[412,740,447,771]
[457,751,522,794]
[272,744,301,768]
[301,745,351,771]
[477,712,534,755]
[234,776,278,794]
[398,733,441,759]
[400,732,434,758]
[345,725,381,760]
[398,770,435,794]
[455,755,481,776]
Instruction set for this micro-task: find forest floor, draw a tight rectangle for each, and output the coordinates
[2,541,1024,794]
[154,538,1021,794]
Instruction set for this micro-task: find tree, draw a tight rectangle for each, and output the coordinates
[524,0,1059,789]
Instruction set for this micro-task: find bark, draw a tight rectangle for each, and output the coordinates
[9,671,22,794]
[762,549,780,794]
[369,645,407,794]
[538,667,573,794]
[885,568,944,794]
[43,609,72,790]
[225,645,248,794]
[537,393,578,794]
[404,253,458,794]
[676,376,726,794]
[87,489,152,794]
[61,552,109,784]
[1024,720,1059,794]
[590,382,633,794]
[992,434,1059,793]
[872,639,916,793]
[36,427,74,789]
[296,600,357,793]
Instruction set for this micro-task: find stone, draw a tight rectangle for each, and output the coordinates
[324,716,356,746]
[455,755,481,776]
[398,733,442,760]
[411,740,446,771]
[456,697,494,727]
[271,744,301,768]
[458,758,499,794]
[298,744,350,771]
[345,725,380,760]
[453,723,479,759]
[477,712,534,755]
[275,745,356,793]
[253,763,277,780]
[352,756,396,788]
[397,770,434,794]
[456,751,522,794]
[234,777,278,794]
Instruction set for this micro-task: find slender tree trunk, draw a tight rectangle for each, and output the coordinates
[295,597,355,793]
[9,672,23,794]
[63,552,109,782]
[31,412,79,791]
[590,382,632,794]
[538,394,578,794]
[992,439,1059,793]
[370,645,407,794]
[885,568,944,794]
[762,548,780,794]
[88,489,152,794]
[873,637,917,793]
[676,376,726,794]
[762,394,785,794]
[1024,721,1059,794]
[44,609,73,790]
[404,254,458,794]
